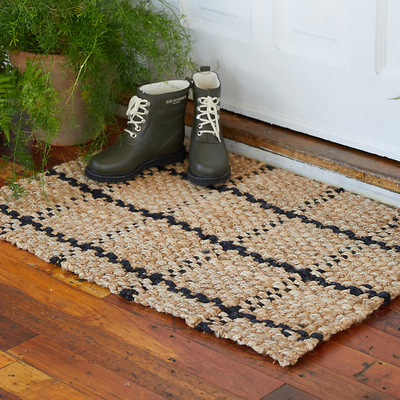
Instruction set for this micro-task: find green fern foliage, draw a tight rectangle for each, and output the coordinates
[0,59,17,143]
[0,0,194,197]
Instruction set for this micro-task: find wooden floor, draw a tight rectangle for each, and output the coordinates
[1,116,400,400]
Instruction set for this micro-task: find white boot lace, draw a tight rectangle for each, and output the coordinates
[124,96,150,138]
[196,96,221,142]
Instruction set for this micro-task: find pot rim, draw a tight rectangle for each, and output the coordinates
[9,49,66,61]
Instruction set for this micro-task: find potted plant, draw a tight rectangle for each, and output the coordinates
[0,0,193,197]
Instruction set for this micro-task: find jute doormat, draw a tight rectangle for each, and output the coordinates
[1,152,399,367]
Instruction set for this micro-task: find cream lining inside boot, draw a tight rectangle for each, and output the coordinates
[140,80,190,95]
[193,71,220,90]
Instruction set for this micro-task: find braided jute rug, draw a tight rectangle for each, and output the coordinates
[1,152,400,367]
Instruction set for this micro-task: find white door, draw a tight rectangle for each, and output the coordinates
[178,0,400,162]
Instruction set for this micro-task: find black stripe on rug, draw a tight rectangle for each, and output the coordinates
[214,184,400,253]
[43,169,392,306]
[0,164,396,344]
[0,203,322,341]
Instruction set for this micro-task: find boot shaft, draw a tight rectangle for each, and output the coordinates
[191,68,222,144]
[187,67,231,185]
[125,80,191,145]
[192,66,221,98]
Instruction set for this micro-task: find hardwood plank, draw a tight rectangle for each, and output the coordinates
[1,244,397,400]
[44,267,111,298]
[0,315,38,350]
[333,324,400,369]
[0,242,51,271]
[0,350,15,369]
[0,281,263,400]
[306,339,400,398]
[0,387,22,400]
[387,295,400,311]
[0,257,285,400]
[0,359,93,400]
[105,293,186,328]
[364,301,400,339]
[261,384,322,400]
[9,336,165,400]
[281,359,398,400]
[106,294,399,400]
[0,241,110,298]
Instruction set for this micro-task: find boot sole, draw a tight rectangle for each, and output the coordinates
[85,146,186,183]
[187,166,231,186]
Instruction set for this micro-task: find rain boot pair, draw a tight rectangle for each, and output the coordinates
[84,67,230,185]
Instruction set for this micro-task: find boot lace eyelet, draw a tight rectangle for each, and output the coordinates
[126,131,137,138]
[135,126,141,132]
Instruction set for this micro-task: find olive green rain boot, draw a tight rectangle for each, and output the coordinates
[85,79,191,183]
[187,67,231,186]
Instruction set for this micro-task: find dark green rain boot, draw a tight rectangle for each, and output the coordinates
[85,79,191,183]
[187,67,231,185]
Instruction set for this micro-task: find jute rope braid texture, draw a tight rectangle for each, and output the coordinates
[1,152,399,367]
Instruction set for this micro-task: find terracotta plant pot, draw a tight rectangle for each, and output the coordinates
[9,50,93,146]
